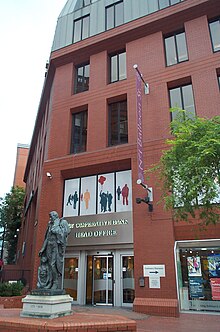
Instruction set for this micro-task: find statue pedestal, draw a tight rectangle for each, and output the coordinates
[20,291,73,319]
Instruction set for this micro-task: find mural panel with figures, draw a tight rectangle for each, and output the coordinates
[97,173,115,214]
[63,170,132,217]
[63,178,80,217]
[116,170,132,212]
[80,176,97,216]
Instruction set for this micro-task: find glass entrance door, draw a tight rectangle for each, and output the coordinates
[93,256,113,305]
[122,256,135,304]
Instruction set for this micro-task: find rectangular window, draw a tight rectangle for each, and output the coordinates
[106,1,124,30]
[110,50,126,83]
[169,84,195,120]
[165,31,188,66]
[218,75,220,89]
[75,0,91,9]
[71,111,87,154]
[75,63,90,93]
[159,0,169,9]
[73,15,90,43]
[109,101,128,146]
[149,0,183,13]
[209,18,220,52]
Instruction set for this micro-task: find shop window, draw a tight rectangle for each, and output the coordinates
[164,31,188,66]
[74,63,90,93]
[169,84,195,120]
[106,1,124,30]
[73,15,90,43]
[209,18,220,52]
[70,111,87,154]
[108,100,128,146]
[177,243,220,313]
[109,50,126,83]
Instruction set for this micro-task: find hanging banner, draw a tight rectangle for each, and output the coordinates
[136,70,144,183]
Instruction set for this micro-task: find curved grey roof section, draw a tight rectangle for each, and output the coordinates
[52,0,184,52]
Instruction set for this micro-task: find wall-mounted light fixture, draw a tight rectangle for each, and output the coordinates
[136,179,153,212]
[46,172,52,179]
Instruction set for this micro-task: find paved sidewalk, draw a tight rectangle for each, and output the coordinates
[0,305,220,331]
[73,306,220,332]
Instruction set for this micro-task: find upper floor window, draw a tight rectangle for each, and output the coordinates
[73,15,90,43]
[164,31,188,66]
[75,0,92,10]
[148,0,184,13]
[169,84,195,120]
[75,63,90,93]
[71,111,88,154]
[209,18,220,52]
[108,100,128,146]
[106,1,124,30]
[109,50,126,83]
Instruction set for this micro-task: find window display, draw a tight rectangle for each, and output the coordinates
[178,245,220,312]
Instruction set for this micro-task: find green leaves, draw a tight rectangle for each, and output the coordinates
[0,186,25,264]
[148,112,220,225]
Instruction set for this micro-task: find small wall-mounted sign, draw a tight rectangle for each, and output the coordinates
[143,264,165,277]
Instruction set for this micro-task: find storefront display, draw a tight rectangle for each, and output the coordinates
[176,241,220,312]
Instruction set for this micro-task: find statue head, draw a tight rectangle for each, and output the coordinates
[49,211,59,221]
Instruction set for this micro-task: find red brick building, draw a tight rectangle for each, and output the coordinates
[16,0,220,316]
[13,144,29,189]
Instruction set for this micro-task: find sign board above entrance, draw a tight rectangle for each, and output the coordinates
[66,211,133,247]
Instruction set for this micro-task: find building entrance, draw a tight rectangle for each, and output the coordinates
[93,256,113,305]
[86,255,113,305]
[64,249,134,306]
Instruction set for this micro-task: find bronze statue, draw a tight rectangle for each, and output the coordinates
[37,211,70,290]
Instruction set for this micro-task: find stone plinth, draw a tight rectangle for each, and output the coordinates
[20,294,73,319]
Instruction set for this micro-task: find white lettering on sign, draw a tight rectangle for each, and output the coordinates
[69,219,128,229]
[75,229,117,238]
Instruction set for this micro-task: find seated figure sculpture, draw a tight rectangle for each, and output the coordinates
[37,211,70,290]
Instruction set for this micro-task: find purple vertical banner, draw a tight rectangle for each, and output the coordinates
[136,70,145,183]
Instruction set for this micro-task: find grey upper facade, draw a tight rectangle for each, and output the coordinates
[52,0,184,51]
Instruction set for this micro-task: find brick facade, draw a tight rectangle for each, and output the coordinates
[15,0,220,317]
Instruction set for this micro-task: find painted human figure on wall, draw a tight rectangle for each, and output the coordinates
[73,191,78,209]
[122,184,129,205]
[117,186,122,200]
[84,189,90,209]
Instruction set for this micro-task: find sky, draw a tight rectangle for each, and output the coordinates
[0,0,68,198]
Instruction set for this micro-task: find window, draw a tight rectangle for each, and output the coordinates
[169,84,195,120]
[218,75,220,89]
[73,15,89,43]
[165,31,188,66]
[75,63,90,93]
[110,50,126,83]
[109,101,128,146]
[209,18,220,52]
[148,0,184,13]
[71,111,87,154]
[106,1,123,30]
[75,0,92,10]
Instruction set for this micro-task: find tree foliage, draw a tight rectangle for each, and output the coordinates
[148,111,220,225]
[0,186,25,264]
